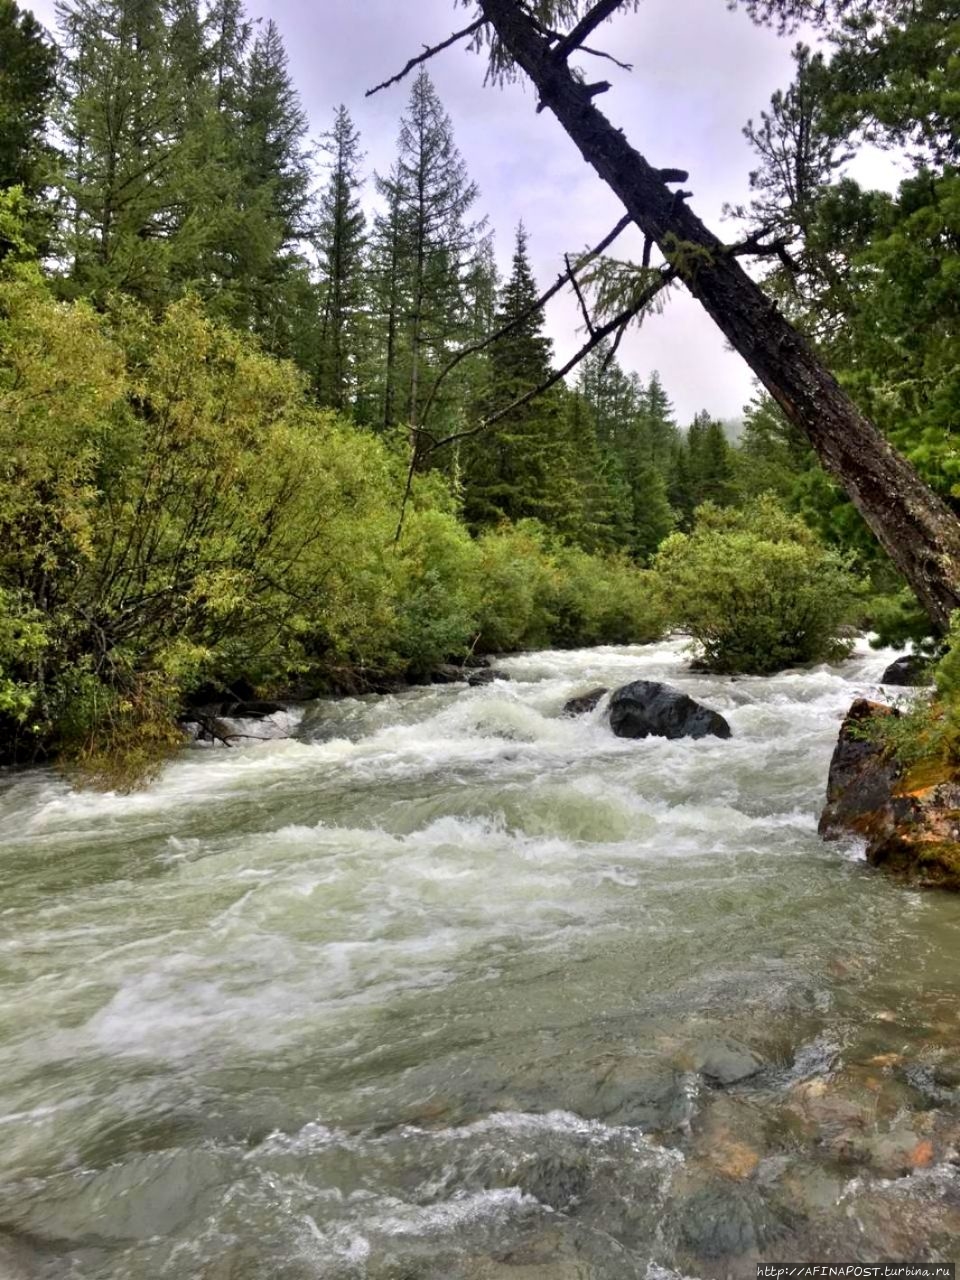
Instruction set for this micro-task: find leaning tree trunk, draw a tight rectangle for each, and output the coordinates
[479,0,960,631]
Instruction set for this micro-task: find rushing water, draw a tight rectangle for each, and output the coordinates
[2,640,960,1279]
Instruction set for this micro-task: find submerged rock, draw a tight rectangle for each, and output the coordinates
[429,663,468,684]
[562,687,608,716]
[676,1183,783,1260]
[819,698,960,889]
[693,1039,764,1086]
[882,653,933,687]
[608,680,731,741]
[467,668,511,687]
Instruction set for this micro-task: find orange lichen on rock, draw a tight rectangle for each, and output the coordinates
[820,699,960,890]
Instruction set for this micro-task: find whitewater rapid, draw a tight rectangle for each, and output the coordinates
[2,639,959,1278]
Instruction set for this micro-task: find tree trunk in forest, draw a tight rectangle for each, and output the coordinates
[478,0,960,631]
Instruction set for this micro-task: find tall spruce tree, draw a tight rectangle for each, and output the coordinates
[232,17,313,353]
[0,1,56,195]
[640,371,680,473]
[462,223,579,533]
[55,0,183,302]
[372,69,483,440]
[315,105,365,411]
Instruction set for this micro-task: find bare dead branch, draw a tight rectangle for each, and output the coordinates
[565,252,596,337]
[426,267,677,455]
[366,19,484,97]
[726,230,801,277]
[600,313,630,372]
[417,212,632,432]
[577,44,632,71]
[393,435,422,545]
[527,13,633,70]
[551,0,629,64]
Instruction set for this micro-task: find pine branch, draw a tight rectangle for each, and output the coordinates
[366,20,484,97]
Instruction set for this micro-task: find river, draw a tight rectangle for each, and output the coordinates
[2,640,960,1278]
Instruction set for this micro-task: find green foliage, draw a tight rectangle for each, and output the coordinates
[653,497,858,673]
[0,1,55,197]
[473,522,556,653]
[859,615,960,772]
[389,509,480,676]
[472,521,664,653]
[863,588,937,653]
[546,545,666,648]
[0,268,665,784]
[0,586,46,722]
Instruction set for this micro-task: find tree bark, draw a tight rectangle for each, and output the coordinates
[478,0,960,630]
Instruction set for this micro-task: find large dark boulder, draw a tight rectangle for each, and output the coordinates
[563,687,609,716]
[608,680,731,741]
[881,653,932,687]
[820,698,960,889]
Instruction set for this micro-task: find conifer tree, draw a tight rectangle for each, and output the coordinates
[368,169,408,431]
[371,69,482,438]
[687,411,735,509]
[231,17,313,352]
[315,105,365,411]
[628,458,674,561]
[0,1,56,195]
[462,223,580,533]
[667,440,695,529]
[640,371,680,474]
[55,0,182,301]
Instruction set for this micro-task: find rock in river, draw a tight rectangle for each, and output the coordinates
[562,687,609,716]
[819,698,960,889]
[608,680,731,741]
[881,653,932,686]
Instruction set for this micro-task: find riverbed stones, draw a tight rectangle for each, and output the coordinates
[562,687,608,716]
[676,1183,782,1260]
[692,1039,764,1086]
[819,698,960,889]
[608,680,731,741]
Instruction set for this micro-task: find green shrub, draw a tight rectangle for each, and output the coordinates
[653,496,858,674]
[547,544,666,648]
[857,615,960,770]
[474,521,556,652]
[389,508,481,675]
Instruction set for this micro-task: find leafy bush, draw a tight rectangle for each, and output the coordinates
[389,508,481,675]
[858,614,960,772]
[546,544,665,648]
[653,496,858,674]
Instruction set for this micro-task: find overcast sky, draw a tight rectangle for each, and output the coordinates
[28,0,904,423]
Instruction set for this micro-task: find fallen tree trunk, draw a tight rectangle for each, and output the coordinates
[477,0,960,630]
